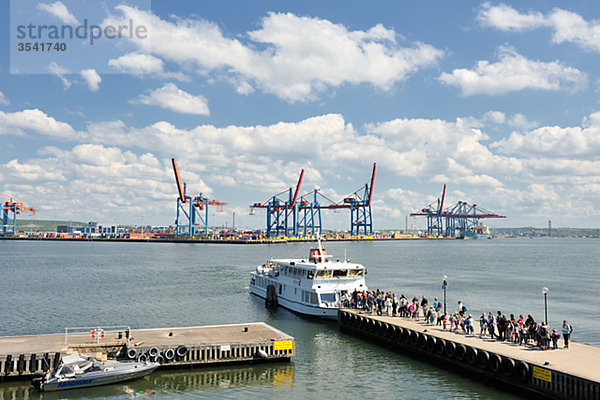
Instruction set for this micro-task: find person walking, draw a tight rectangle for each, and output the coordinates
[562,320,573,349]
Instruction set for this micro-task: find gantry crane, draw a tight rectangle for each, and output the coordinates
[410,185,505,237]
[171,158,226,237]
[1,193,38,235]
[250,170,305,238]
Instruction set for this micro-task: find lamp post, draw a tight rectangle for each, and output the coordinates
[442,275,448,314]
[542,287,549,324]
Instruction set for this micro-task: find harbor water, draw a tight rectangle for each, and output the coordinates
[0,238,598,399]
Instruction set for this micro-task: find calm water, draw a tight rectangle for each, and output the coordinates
[0,238,598,399]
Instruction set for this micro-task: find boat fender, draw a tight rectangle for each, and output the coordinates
[476,350,489,369]
[148,347,159,357]
[265,285,278,309]
[435,338,446,354]
[155,355,164,364]
[17,355,25,374]
[138,353,148,362]
[256,349,268,359]
[410,330,419,345]
[466,346,478,365]
[455,344,466,361]
[176,345,188,358]
[127,348,138,359]
[426,335,437,351]
[444,341,456,358]
[502,357,516,377]
[369,319,377,332]
[516,361,530,382]
[489,354,502,373]
[42,353,51,371]
[402,328,411,343]
[360,317,367,329]
[386,325,396,339]
[164,348,175,361]
[417,333,427,348]
[29,354,37,373]
[394,327,403,340]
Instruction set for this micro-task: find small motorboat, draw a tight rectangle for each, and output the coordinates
[32,352,159,392]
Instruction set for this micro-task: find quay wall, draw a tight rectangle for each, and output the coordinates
[0,323,294,381]
[339,310,600,400]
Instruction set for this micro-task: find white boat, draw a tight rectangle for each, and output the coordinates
[32,353,159,392]
[249,239,368,319]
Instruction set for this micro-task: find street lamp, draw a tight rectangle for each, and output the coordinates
[442,275,448,314]
[542,287,549,324]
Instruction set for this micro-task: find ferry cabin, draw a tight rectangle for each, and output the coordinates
[249,248,368,318]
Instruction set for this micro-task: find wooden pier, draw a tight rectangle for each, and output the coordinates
[0,323,295,381]
[339,309,600,400]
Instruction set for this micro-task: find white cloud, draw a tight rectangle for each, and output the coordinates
[478,4,600,53]
[48,62,71,89]
[108,53,188,81]
[492,110,600,159]
[438,46,587,96]
[135,83,210,115]
[37,1,78,25]
[477,3,546,31]
[0,109,76,138]
[102,8,444,102]
[0,91,8,106]
[81,69,102,92]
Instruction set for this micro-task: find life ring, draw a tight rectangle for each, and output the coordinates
[91,329,105,339]
[126,348,138,359]
[444,341,456,358]
[476,350,489,369]
[148,347,159,357]
[502,357,515,377]
[164,348,175,361]
[466,346,478,365]
[489,353,502,373]
[176,345,188,358]
[516,362,530,382]
[426,335,437,351]
[455,344,466,361]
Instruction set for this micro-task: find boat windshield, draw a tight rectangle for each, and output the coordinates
[315,270,332,279]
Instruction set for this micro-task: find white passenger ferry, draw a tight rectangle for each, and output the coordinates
[249,240,368,319]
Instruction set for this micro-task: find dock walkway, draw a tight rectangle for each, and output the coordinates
[339,309,599,400]
[0,323,295,380]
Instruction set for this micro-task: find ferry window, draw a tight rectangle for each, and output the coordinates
[310,292,319,304]
[315,270,332,279]
[320,293,335,303]
[348,269,363,277]
[333,269,347,278]
[307,270,314,279]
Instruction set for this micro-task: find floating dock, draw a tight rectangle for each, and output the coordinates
[339,309,600,400]
[0,323,294,381]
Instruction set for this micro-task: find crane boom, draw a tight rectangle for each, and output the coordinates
[367,163,377,206]
[290,169,304,207]
[171,158,186,203]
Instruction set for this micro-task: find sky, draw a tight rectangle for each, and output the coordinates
[1,0,600,230]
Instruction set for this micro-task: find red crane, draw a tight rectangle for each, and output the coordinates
[1,193,38,235]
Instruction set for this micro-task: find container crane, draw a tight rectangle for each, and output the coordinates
[171,158,226,237]
[1,193,38,235]
[249,170,304,238]
[410,185,506,237]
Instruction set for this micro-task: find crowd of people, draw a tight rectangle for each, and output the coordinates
[344,289,573,351]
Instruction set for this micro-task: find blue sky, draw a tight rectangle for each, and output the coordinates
[1,0,600,230]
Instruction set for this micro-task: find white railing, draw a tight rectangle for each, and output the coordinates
[63,325,132,345]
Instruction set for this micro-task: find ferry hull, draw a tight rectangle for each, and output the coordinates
[249,285,339,319]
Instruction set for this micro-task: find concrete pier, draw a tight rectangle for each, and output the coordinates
[0,323,295,381]
[339,309,600,400]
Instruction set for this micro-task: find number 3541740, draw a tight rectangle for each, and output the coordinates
[17,42,66,51]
